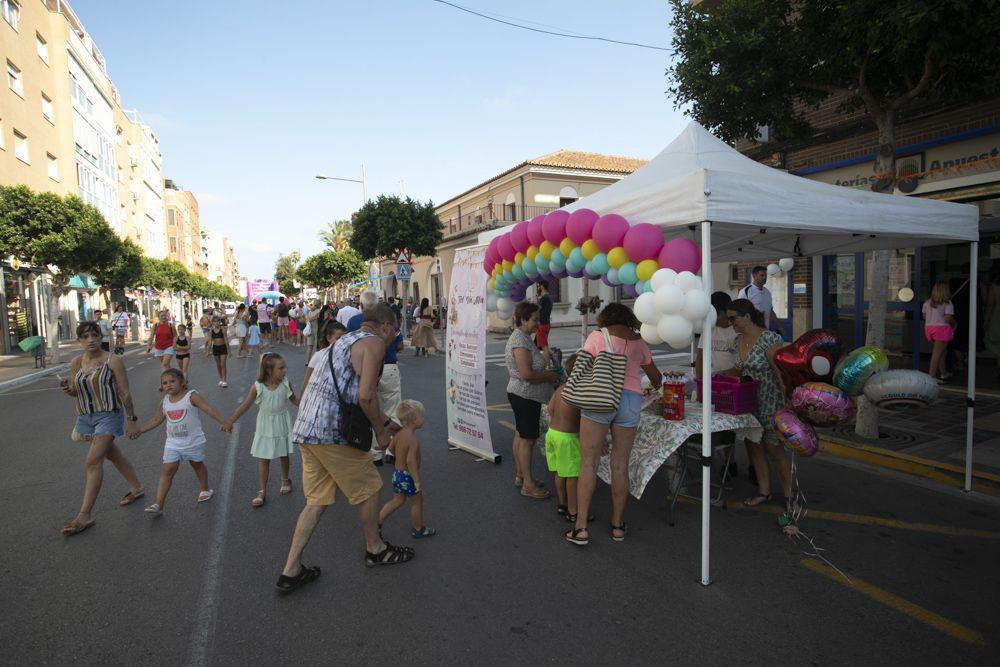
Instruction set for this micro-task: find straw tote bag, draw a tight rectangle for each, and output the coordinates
[562,328,627,412]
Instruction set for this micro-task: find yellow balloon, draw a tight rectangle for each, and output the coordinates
[539,241,555,260]
[489,278,495,290]
[581,239,599,260]
[607,247,629,269]
[502,260,513,272]
[559,238,576,257]
[526,246,538,261]
[514,252,525,266]
[636,259,659,282]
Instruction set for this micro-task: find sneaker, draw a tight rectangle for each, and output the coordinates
[220,381,228,388]
[144,503,163,516]
[218,381,224,387]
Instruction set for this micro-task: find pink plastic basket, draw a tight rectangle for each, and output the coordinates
[695,376,760,415]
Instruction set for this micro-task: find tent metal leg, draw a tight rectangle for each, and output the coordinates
[964,241,978,492]
[700,220,713,586]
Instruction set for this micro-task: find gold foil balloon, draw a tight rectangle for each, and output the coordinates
[832,346,889,396]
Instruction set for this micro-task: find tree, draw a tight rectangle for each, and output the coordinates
[318,220,353,252]
[90,238,145,303]
[349,195,442,260]
[297,249,367,290]
[274,251,301,297]
[667,0,1000,437]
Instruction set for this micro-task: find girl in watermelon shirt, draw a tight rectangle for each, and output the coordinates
[131,369,233,515]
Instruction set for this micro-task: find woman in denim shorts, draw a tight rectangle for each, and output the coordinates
[59,321,143,535]
[567,304,662,546]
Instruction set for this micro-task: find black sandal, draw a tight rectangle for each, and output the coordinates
[556,504,568,516]
[611,522,629,542]
[275,565,321,594]
[365,542,415,568]
[565,512,595,524]
[565,527,590,546]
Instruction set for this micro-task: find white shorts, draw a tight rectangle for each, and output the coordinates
[153,347,175,357]
[163,444,205,463]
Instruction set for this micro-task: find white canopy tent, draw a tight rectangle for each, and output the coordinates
[478,121,981,584]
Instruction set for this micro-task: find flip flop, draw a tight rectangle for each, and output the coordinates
[60,519,95,536]
[197,490,215,503]
[411,526,437,539]
[275,565,321,594]
[520,486,550,500]
[743,493,772,507]
[119,489,145,506]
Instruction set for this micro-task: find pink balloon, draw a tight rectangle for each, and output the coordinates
[658,238,702,274]
[510,221,530,253]
[497,234,516,262]
[592,213,630,252]
[527,216,546,248]
[623,223,664,262]
[542,209,570,245]
[566,208,599,245]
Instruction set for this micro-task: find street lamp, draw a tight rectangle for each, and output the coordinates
[315,163,367,205]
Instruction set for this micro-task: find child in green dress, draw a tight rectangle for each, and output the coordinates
[228,352,299,507]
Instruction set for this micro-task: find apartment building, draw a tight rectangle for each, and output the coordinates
[384,150,646,327]
[203,230,239,292]
[164,182,204,275]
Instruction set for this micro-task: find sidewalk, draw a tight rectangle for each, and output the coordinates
[0,340,149,391]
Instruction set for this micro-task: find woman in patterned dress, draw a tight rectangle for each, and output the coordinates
[724,298,792,509]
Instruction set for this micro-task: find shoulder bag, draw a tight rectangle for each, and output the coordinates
[327,345,374,452]
[561,328,627,413]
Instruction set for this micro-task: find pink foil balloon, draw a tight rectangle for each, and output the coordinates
[527,216,546,248]
[658,238,702,274]
[592,214,630,252]
[542,209,570,245]
[497,234,516,262]
[773,408,819,457]
[510,221,530,253]
[566,208,599,246]
[623,223,664,262]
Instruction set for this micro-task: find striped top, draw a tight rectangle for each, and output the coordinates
[73,353,121,415]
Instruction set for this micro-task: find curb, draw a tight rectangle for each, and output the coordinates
[0,346,144,393]
[820,436,1000,497]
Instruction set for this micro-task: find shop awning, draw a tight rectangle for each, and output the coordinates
[69,274,99,289]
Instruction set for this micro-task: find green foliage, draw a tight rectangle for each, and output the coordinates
[318,220,353,251]
[667,0,1000,144]
[297,249,367,288]
[274,251,301,297]
[90,238,144,289]
[349,195,442,260]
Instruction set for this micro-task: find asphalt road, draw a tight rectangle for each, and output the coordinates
[2,331,1000,666]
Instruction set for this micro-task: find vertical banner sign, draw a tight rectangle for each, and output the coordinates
[246,279,277,302]
[446,246,498,462]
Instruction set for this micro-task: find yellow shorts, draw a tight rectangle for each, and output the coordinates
[299,443,383,506]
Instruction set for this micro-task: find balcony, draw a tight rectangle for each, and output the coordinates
[442,205,556,238]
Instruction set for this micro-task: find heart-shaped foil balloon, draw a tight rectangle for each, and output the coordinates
[773,329,844,394]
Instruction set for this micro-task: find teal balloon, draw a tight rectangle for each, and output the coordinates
[549,248,566,267]
[537,261,551,276]
[534,254,549,270]
[591,253,610,275]
[566,257,583,273]
[523,261,538,277]
[606,268,622,285]
[618,261,638,284]
[569,247,586,266]
[585,260,595,275]
[511,264,525,280]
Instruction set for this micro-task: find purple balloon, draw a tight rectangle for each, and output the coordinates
[542,209,570,245]
[583,268,598,280]
[568,268,585,279]
[510,221,530,254]
[623,223,664,262]
[566,208,599,246]
[524,216,544,248]
[622,284,639,298]
[497,234,516,262]
[601,275,614,286]
[592,213,630,252]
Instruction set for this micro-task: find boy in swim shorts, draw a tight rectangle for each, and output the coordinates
[545,354,583,522]
[378,400,436,539]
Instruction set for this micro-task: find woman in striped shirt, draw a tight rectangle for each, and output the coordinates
[58,321,143,536]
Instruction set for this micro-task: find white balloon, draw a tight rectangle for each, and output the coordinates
[706,307,718,329]
[654,284,685,314]
[496,308,513,321]
[657,314,693,348]
[692,318,704,335]
[778,257,795,272]
[674,271,703,293]
[486,294,499,312]
[496,298,513,314]
[640,322,663,345]
[650,268,678,291]
[767,263,780,276]
[634,292,660,325]
[681,289,712,321]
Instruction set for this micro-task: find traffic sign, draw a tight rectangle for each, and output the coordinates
[395,263,412,281]
[395,249,410,265]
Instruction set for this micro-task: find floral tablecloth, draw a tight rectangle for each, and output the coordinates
[542,402,761,499]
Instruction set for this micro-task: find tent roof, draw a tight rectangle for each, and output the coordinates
[479,122,980,260]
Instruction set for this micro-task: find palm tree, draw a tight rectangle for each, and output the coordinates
[318,220,353,252]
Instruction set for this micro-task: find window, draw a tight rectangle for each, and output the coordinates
[7,60,22,97]
[506,203,517,221]
[0,117,4,150]
[167,210,176,226]
[36,33,48,63]
[169,237,177,253]
[13,129,27,163]
[2,0,19,31]
[46,153,57,180]
[41,93,53,122]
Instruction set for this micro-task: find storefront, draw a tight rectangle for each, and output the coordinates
[1,259,47,355]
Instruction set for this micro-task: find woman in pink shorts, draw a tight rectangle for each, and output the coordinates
[922,281,957,383]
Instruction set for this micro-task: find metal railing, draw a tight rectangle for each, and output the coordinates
[443,205,557,237]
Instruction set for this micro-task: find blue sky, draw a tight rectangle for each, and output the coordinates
[71,0,689,279]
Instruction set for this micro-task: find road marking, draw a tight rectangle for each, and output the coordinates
[127,365,135,370]
[186,421,240,667]
[498,420,516,432]
[487,403,512,411]
[800,559,987,646]
[740,503,1000,540]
